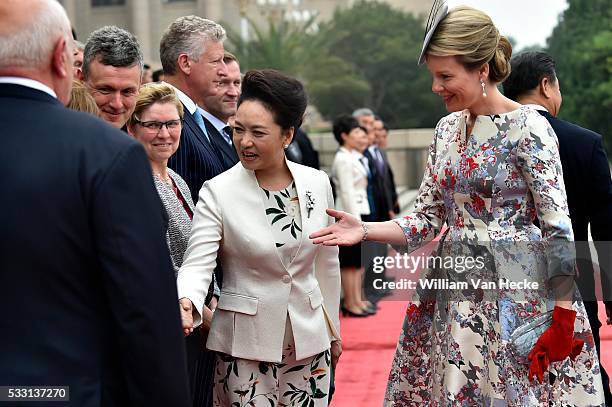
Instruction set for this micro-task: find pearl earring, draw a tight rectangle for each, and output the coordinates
[481,79,487,97]
[284,144,289,149]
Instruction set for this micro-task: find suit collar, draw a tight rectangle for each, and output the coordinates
[163,82,197,114]
[0,77,57,99]
[0,83,60,106]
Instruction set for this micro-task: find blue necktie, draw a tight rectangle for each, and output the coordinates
[222,126,233,145]
[193,109,211,144]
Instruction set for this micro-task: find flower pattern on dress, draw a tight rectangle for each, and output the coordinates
[385,107,604,406]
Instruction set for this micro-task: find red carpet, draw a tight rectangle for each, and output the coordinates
[332,302,612,406]
[332,300,407,406]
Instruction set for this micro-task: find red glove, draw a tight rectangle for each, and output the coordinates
[528,306,584,383]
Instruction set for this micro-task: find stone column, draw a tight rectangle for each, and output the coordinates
[130,0,152,63]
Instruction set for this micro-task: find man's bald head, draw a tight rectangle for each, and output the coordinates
[0,0,72,69]
[0,0,74,102]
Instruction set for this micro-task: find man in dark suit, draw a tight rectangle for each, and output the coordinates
[504,51,612,403]
[353,108,395,302]
[159,15,228,407]
[200,51,241,170]
[374,117,400,216]
[160,16,228,205]
[0,1,190,406]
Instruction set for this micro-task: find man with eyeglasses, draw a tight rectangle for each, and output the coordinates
[79,25,142,129]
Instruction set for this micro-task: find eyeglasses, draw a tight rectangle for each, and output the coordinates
[134,118,182,132]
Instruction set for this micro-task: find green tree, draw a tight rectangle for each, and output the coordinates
[224,16,316,76]
[547,0,612,152]
[305,0,445,128]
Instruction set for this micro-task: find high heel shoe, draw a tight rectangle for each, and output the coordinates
[341,306,370,318]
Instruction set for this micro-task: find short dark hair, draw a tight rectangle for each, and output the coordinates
[152,69,165,82]
[503,51,557,101]
[82,26,143,80]
[238,70,306,130]
[223,51,238,65]
[332,115,360,145]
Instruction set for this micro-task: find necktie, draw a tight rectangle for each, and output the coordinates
[222,126,233,145]
[374,147,385,175]
[193,109,211,144]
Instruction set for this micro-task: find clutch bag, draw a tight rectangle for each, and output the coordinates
[508,310,553,363]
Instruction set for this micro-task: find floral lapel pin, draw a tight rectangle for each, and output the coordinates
[305,190,316,219]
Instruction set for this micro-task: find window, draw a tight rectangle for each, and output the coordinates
[92,0,126,7]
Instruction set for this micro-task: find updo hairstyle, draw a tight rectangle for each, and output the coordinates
[427,6,513,83]
[238,69,307,130]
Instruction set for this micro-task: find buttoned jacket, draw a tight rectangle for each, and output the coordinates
[177,160,340,362]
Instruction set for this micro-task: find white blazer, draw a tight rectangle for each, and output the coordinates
[176,160,341,363]
[331,146,370,216]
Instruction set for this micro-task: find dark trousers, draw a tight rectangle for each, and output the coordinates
[185,328,216,407]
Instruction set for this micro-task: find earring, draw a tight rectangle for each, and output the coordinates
[480,79,487,97]
[284,144,289,149]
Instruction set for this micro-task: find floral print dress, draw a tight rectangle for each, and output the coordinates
[384,107,604,406]
[213,182,331,407]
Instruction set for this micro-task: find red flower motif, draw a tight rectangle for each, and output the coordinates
[466,157,478,175]
[471,194,485,213]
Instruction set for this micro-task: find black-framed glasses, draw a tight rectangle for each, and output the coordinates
[134,118,182,132]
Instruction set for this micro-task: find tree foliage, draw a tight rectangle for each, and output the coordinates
[547,0,612,152]
[305,1,445,127]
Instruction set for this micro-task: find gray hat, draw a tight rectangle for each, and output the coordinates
[418,0,449,65]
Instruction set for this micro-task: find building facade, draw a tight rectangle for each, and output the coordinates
[60,0,429,66]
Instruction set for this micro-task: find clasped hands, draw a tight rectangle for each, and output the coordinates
[179,297,215,339]
[527,305,584,383]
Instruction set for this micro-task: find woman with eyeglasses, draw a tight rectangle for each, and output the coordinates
[127,82,219,406]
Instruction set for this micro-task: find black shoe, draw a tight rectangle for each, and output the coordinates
[341,306,370,317]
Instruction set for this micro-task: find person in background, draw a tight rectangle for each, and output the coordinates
[153,68,165,83]
[0,0,190,405]
[504,50,612,405]
[312,5,605,405]
[142,63,153,84]
[67,79,99,116]
[73,40,84,77]
[285,127,321,170]
[80,25,142,129]
[177,70,341,407]
[374,116,400,216]
[160,15,230,407]
[200,51,241,169]
[331,115,374,317]
[160,15,227,205]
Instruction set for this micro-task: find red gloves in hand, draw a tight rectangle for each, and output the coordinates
[528,306,584,383]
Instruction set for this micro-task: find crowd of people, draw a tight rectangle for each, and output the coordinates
[1,0,611,406]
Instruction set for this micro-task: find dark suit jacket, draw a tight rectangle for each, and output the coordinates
[0,84,190,406]
[204,116,239,170]
[540,110,612,301]
[286,128,320,170]
[169,108,226,203]
[380,149,400,214]
[363,148,392,222]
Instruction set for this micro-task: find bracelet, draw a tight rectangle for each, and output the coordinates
[360,221,368,241]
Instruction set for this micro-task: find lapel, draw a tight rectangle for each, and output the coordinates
[182,108,221,163]
[204,117,239,168]
[238,160,311,272]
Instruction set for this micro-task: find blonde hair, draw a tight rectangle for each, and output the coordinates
[67,80,99,116]
[128,83,184,128]
[427,6,512,83]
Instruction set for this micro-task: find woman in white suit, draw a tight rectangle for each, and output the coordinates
[177,70,341,407]
[330,115,373,317]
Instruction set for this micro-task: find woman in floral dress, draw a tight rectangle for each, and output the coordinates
[311,5,604,406]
